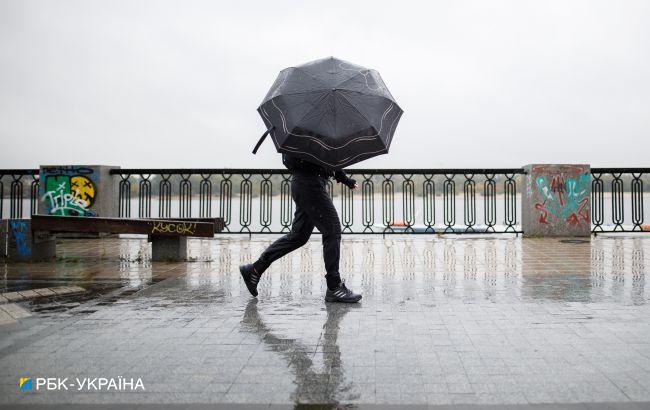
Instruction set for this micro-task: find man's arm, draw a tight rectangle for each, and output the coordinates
[334,169,357,189]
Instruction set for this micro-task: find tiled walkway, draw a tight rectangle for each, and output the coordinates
[1,234,649,408]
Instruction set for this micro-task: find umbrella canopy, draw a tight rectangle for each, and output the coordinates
[253,56,403,170]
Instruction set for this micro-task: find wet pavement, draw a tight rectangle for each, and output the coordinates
[1,234,650,408]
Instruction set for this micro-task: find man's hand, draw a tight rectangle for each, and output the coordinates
[345,178,358,190]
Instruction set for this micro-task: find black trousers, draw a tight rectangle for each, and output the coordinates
[253,173,342,287]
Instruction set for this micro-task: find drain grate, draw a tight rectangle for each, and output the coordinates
[559,239,589,244]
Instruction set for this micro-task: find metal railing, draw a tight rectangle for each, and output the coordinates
[111,168,524,234]
[2,167,648,234]
[0,169,39,220]
[591,168,648,233]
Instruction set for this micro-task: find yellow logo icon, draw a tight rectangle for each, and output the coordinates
[20,377,32,390]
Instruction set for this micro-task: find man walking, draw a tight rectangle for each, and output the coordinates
[239,153,362,303]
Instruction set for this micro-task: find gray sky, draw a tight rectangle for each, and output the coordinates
[1,0,648,169]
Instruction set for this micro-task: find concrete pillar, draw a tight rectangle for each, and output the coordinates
[151,236,188,262]
[38,165,120,217]
[3,219,55,262]
[522,164,591,237]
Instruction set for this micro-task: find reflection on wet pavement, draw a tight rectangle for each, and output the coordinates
[0,235,649,406]
[240,299,358,406]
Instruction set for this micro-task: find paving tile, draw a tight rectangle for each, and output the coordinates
[2,292,22,302]
[17,290,39,299]
[0,303,31,319]
[0,235,649,407]
[0,310,15,325]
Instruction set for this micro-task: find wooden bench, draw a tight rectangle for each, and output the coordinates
[1,215,224,262]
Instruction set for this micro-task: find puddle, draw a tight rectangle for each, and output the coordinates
[14,278,167,318]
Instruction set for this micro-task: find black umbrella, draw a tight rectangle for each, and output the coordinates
[252,56,403,170]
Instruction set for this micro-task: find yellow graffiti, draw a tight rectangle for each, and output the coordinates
[151,221,197,235]
[70,176,96,206]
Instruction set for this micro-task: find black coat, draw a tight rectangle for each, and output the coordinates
[282,154,356,188]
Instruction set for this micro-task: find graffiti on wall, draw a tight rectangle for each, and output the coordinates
[533,165,590,226]
[42,166,97,216]
[9,220,30,257]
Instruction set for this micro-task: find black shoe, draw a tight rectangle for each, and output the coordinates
[239,264,261,297]
[325,282,362,303]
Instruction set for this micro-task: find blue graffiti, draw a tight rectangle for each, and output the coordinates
[9,220,31,257]
[535,172,590,225]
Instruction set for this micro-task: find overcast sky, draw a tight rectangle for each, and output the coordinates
[1,0,648,170]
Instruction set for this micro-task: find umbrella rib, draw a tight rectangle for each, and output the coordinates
[269,98,394,151]
[329,88,400,105]
[336,91,401,136]
[335,72,396,100]
[336,91,375,135]
[284,91,331,133]
[263,66,334,104]
[293,67,332,88]
[385,110,403,150]
[261,89,338,104]
[334,71,365,88]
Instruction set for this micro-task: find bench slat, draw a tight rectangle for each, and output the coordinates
[31,215,214,238]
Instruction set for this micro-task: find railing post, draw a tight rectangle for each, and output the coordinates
[522,164,591,237]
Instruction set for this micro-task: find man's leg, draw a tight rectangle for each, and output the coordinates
[300,189,361,302]
[295,182,342,290]
[240,180,315,297]
[252,203,314,275]
[284,176,361,303]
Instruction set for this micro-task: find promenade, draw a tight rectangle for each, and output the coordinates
[1,234,649,408]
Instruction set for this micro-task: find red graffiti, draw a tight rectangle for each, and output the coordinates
[535,203,548,224]
[566,214,579,225]
[565,198,590,226]
[549,176,566,207]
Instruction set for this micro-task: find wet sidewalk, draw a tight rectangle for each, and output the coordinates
[1,234,650,408]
